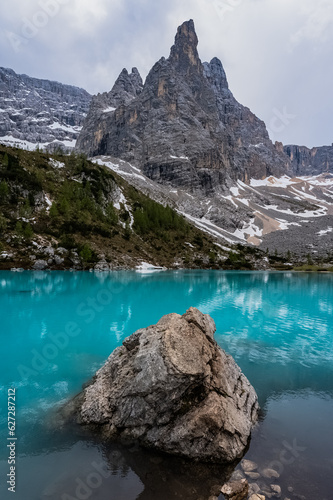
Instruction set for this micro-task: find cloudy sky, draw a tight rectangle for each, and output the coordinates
[1,0,332,147]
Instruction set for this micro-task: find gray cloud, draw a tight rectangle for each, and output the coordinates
[0,0,332,147]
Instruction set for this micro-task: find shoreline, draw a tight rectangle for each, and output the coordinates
[2,266,333,273]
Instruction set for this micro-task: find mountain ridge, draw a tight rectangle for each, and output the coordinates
[0,67,91,152]
[1,20,333,261]
[76,19,291,190]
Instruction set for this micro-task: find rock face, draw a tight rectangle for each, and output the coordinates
[68,307,259,463]
[0,67,91,151]
[76,20,291,191]
[76,67,143,154]
[284,144,333,175]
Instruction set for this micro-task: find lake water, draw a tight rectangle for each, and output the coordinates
[0,270,332,500]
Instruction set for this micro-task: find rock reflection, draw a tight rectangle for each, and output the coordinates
[102,441,233,500]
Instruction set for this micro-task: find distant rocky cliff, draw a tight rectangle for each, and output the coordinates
[0,67,91,151]
[76,67,142,155]
[284,144,333,176]
[76,20,291,192]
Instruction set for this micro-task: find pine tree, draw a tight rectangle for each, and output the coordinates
[0,181,9,202]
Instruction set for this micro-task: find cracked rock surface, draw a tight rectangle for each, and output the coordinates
[66,307,259,463]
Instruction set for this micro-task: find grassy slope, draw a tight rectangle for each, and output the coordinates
[2,145,330,272]
[1,145,262,270]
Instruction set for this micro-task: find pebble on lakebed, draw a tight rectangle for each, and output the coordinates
[241,459,258,472]
[221,478,249,499]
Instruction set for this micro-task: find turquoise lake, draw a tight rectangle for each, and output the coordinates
[0,270,332,499]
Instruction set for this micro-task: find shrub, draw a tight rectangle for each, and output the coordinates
[19,198,32,218]
[49,203,59,218]
[79,244,93,264]
[209,251,216,264]
[0,181,9,202]
[15,221,23,236]
[105,203,118,225]
[133,198,187,236]
[0,215,7,233]
[124,221,131,240]
[23,223,33,240]
[59,234,77,250]
[193,234,204,248]
[1,153,9,168]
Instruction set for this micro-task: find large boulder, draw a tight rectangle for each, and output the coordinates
[67,307,259,463]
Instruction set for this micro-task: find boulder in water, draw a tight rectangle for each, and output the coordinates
[65,307,259,463]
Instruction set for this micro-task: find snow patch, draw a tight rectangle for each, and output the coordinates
[238,198,249,207]
[232,218,263,242]
[113,190,134,227]
[114,192,127,210]
[250,175,297,188]
[103,106,116,113]
[136,262,166,272]
[220,195,238,208]
[276,219,302,230]
[170,155,189,160]
[49,159,65,169]
[94,158,147,182]
[48,122,82,133]
[290,187,319,201]
[0,135,76,151]
[318,227,333,236]
[260,204,327,218]
[179,212,238,244]
[230,187,240,196]
[301,174,333,187]
[44,195,52,211]
[59,139,76,148]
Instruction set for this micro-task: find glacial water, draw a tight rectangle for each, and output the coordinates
[0,270,332,500]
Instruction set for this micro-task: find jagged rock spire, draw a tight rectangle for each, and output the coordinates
[168,19,201,73]
[111,67,143,101]
[76,18,290,183]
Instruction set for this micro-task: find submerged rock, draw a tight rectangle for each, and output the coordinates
[246,472,261,480]
[64,307,259,463]
[270,484,282,497]
[241,459,258,472]
[262,468,280,479]
[32,259,48,270]
[221,478,249,500]
[94,260,110,272]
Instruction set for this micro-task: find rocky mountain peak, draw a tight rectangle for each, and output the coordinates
[130,67,143,92]
[75,66,143,153]
[203,57,229,93]
[168,19,201,73]
[111,66,143,105]
[76,19,291,185]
